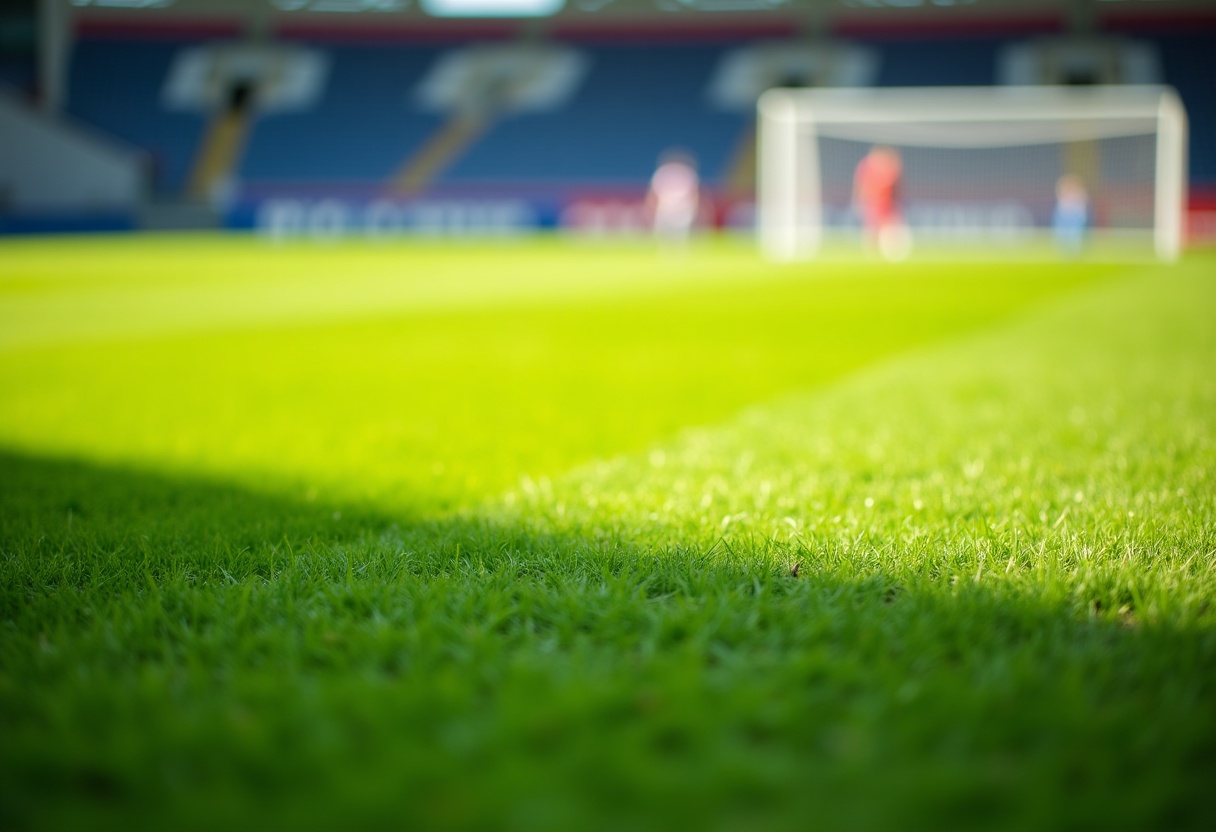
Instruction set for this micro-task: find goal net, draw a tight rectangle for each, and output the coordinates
[757,86,1187,262]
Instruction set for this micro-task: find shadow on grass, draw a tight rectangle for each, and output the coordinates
[2,450,1214,832]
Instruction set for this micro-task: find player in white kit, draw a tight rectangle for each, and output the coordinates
[647,150,700,246]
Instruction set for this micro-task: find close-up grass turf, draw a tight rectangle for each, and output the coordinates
[1,236,1213,830]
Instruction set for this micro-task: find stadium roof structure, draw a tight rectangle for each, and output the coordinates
[57,0,1216,30]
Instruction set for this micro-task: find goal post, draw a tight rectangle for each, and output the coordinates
[757,85,1188,262]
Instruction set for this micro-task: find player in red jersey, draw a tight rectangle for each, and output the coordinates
[853,145,911,261]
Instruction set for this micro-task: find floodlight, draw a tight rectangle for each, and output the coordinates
[421,0,565,17]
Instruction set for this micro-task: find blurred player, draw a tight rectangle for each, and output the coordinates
[648,150,700,247]
[854,145,911,261]
[1053,174,1090,257]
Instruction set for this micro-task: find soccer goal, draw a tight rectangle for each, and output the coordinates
[757,85,1187,262]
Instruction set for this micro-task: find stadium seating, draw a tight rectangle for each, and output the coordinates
[1151,33,1214,183]
[68,39,208,194]
[443,44,747,187]
[873,37,1000,87]
[241,44,446,186]
[63,30,1215,201]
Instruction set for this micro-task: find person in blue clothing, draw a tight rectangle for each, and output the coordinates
[1052,174,1090,256]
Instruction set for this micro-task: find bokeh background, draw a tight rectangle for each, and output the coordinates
[1,0,1213,241]
[4,3,1216,831]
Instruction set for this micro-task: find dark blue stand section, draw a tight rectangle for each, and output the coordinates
[0,215,136,236]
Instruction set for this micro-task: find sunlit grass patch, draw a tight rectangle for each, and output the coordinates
[0,236,1112,509]
[1,238,1213,831]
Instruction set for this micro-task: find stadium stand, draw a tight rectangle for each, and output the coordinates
[16,5,1212,237]
[68,38,208,195]
[1149,33,1215,184]
[443,44,746,187]
[64,33,1215,191]
[242,44,446,187]
[872,37,1000,88]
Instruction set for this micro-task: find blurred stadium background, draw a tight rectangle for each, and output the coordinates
[3,5,1216,827]
[0,0,1212,243]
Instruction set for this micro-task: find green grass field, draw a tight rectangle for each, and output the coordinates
[1,236,1213,831]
